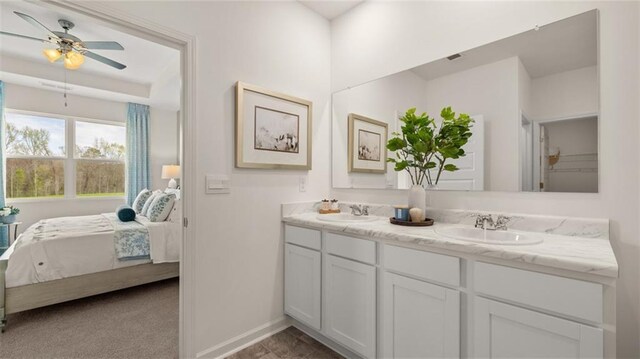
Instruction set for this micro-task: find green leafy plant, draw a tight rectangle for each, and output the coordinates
[0,206,20,216]
[387,107,474,186]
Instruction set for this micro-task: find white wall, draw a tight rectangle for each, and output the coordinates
[332,70,427,189]
[88,1,332,356]
[3,83,179,230]
[424,57,520,191]
[331,2,639,357]
[531,65,598,119]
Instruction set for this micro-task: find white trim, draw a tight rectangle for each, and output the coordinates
[38,2,199,358]
[197,317,289,359]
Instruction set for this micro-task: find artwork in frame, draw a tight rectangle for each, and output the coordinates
[236,81,312,170]
[348,113,388,173]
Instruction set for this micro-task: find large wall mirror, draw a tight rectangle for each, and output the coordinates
[332,10,598,193]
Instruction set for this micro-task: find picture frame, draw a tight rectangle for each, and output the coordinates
[235,81,312,170]
[348,113,388,173]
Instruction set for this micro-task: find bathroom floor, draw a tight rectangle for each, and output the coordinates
[226,326,343,359]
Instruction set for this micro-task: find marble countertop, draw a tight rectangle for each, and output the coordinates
[282,212,619,278]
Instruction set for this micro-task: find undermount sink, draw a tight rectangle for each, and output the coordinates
[316,213,379,223]
[435,226,543,245]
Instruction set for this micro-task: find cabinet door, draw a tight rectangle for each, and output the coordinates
[324,254,376,358]
[284,243,321,330]
[382,272,460,358]
[474,297,603,358]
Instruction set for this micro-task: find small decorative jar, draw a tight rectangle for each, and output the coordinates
[0,215,16,224]
[393,205,410,221]
[330,199,339,211]
[320,199,331,211]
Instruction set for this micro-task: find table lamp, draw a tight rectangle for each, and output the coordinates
[162,165,181,189]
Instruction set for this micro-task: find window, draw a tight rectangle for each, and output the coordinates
[4,111,125,200]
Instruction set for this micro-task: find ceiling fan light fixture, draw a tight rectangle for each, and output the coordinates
[63,51,84,70]
[43,48,62,63]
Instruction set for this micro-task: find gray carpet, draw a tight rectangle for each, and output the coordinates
[0,278,178,359]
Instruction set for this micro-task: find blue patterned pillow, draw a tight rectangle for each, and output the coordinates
[132,189,152,214]
[141,190,162,216]
[148,193,177,222]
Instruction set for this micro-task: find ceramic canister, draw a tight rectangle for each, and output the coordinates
[393,205,410,221]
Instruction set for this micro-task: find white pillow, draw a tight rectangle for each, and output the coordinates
[164,188,181,200]
[141,190,162,216]
[166,200,182,224]
[132,189,152,214]
[148,193,176,222]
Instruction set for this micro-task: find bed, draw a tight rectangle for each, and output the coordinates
[0,208,181,332]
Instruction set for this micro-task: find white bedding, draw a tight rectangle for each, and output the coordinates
[5,214,180,288]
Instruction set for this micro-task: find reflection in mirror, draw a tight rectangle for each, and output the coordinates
[332,9,598,193]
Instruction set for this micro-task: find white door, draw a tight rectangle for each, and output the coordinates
[433,115,485,190]
[324,254,376,358]
[382,272,460,358]
[474,297,603,358]
[284,243,321,330]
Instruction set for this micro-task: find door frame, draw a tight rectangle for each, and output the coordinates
[41,2,198,357]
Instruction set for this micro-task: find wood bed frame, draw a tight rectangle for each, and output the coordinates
[0,244,179,332]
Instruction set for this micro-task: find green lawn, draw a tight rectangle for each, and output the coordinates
[9,192,125,200]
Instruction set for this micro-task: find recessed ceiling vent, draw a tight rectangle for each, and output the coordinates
[447,53,462,61]
[41,82,72,91]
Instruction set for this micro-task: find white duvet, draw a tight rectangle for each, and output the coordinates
[5,214,180,288]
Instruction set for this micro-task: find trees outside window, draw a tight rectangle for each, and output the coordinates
[4,112,125,199]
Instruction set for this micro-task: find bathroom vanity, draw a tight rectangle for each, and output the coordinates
[281,203,617,359]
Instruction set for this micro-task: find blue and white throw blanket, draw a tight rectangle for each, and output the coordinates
[104,213,151,261]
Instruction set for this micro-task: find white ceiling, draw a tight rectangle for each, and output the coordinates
[299,0,364,20]
[0,1,180,110]
[411,10,597,81]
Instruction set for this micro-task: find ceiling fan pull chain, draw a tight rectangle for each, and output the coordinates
[63,66,68,107]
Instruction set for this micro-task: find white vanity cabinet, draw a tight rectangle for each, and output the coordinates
[284,226,321,330]
[382,272,460,358]
[282,223,612,359]
[382,245,461,359]
[323,232,377,358]
[474,297,603,358]
[324,254,376,358]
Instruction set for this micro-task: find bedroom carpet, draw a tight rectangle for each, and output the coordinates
[0,278,178,359]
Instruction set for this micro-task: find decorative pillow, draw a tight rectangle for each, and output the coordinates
[166,200,181,223]
[148,193,177,222]
[164,188,181,200]
[141,190,162,217]
[132,189,152,214]
[116,205,136,222]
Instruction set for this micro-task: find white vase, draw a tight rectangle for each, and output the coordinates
[408,184,426,215]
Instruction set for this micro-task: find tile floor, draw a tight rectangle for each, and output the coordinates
[226,326,344,359]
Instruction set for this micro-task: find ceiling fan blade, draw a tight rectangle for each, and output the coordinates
[82,50,127,70]
[0,30,51,43]
[82,41,124,50]
[14,11,60,40]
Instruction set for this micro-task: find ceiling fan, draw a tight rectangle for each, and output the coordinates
[0,11,126,70]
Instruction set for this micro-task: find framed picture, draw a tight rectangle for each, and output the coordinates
[236,81,312,170]
[348,113,388,173]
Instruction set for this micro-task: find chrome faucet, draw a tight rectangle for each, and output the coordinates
[350,204,369,216]
[475,214,510,230]
[475,214,494,229]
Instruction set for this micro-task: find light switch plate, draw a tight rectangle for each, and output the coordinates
[299,176,307,192]
[206,175,230,194]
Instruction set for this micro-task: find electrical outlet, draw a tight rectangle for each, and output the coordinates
[299,176,307,192]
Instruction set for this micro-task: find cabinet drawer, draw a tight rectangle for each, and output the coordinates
[325,232,376,264]
[285,225,321,250]
[383,245,460,286]
[474,262,603,323]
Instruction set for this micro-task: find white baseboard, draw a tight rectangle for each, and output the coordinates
[196,316,290,359]
[290,318,363,358]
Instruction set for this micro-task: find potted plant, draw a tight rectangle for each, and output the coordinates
[0,206,20,224]
[387,107,473,213]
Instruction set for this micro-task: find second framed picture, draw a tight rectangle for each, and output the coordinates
[348,113,388,173]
